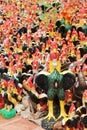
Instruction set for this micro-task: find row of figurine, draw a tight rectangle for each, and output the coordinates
[0,54,87,129]
[0,1,87,130]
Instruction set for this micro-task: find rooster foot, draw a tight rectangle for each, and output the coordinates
[44,113,56,121]
[57,113,68,121]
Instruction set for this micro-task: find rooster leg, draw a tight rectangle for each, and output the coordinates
[44,100,56,121]
[57,100,68,120]
[5,104,11,112]
[5,104,10,111]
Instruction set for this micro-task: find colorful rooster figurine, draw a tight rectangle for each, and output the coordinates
[23,76,48,116]
[49,41,61,73]
[64,102,80,130]
[76,90,87,130]
[35,68,75,129]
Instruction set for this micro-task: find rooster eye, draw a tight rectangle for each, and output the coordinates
[54,80,59,88]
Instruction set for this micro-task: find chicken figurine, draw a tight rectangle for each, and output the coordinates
[0,82,17,119]
[76,90,87,130]
[22,75,48,119]
[64,102,80,130]
[71,60,87,108]
[35,69,75,129]
[49,41,61,73]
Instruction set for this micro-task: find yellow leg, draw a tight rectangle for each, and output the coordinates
[57,100,68,120]
[5,104,11,112]
[44,100,56,120]
[5,104,7,110]
[7,105,11,112]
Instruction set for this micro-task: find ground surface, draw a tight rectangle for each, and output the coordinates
[0,114,45,130]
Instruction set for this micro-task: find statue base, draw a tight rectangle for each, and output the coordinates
[41,118,57,130]
[41,104,60,130]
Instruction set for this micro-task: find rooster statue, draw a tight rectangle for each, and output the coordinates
[69,54,87,108]
[22,75,48,119]
[35,69,75,129]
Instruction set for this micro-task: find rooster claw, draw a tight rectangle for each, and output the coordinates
[44,114,56,121]
[57,113,68,121]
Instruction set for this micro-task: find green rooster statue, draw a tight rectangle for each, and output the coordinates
[35,69,75,130]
